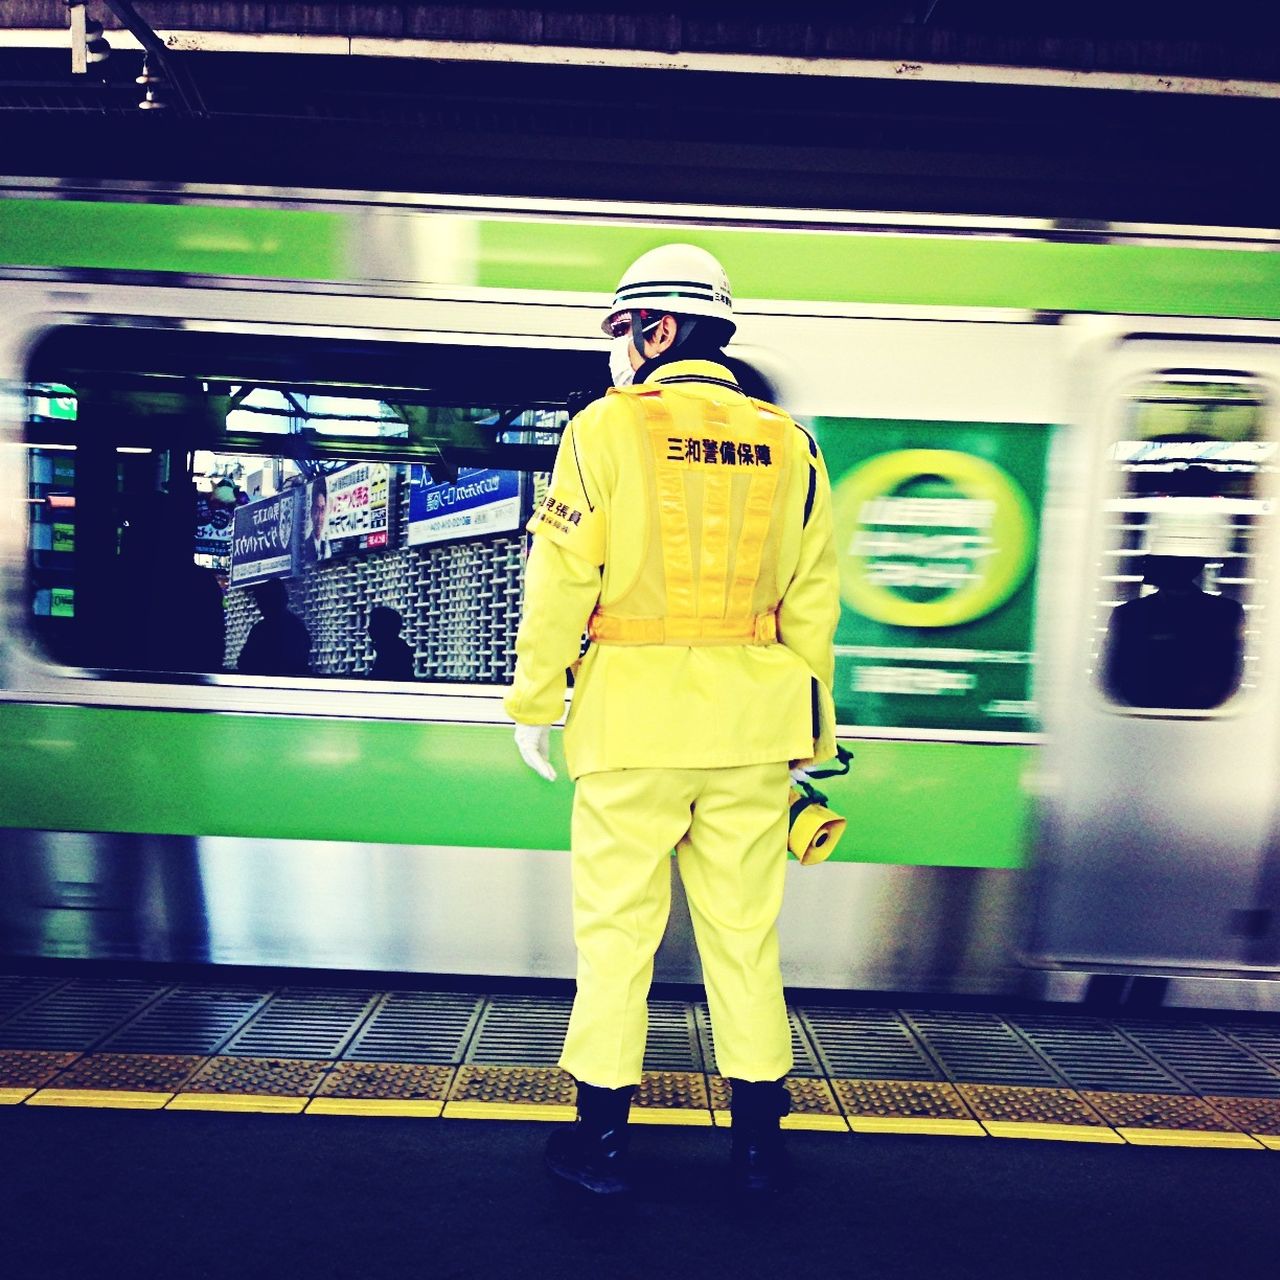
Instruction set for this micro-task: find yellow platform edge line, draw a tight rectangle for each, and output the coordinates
[305,1098,445,1118]
[847,1116,987,1137]
[1116,1127,1265,1150]
[982,1121,1125,1144]
[26,1089,173,1110]
[782,1114,851,1133]
[0,1087,35,1105]
[166,1093,309,1114]
[1259,1135,1280,1150]
[442,1101,577,1123]
[630,1108,714,1127]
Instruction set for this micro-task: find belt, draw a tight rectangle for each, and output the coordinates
[587,609,779,646]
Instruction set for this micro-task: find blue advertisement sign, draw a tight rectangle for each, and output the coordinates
[406,466,522,546]
[229,490,301,585]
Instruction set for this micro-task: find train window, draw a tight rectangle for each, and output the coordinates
[1093,371,1270,713]
[22,327,600,686]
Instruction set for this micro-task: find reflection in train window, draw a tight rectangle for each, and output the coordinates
[22,329,597,685]
[1094,372,1271,712]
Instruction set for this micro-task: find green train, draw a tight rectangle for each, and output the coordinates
[2,178,1278,1001]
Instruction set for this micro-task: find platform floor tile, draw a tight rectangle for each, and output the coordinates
[831,1077,986,1136]
[26,1052,206,1109]
[443,1064,576,1122]
[706,1074,847,1131]
[957,1083,1123,1143]
[0,1049,79,1095]
[1202,1094,1280,1144]
[168,1055,332,1113]
[632,1070,713,1125]
[1081,1090,1265,1148]
[308,1061,456,1116]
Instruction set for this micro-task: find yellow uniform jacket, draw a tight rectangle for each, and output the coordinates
[504,359,840,779]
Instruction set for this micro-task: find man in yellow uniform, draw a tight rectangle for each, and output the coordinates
[504,244,840,1196]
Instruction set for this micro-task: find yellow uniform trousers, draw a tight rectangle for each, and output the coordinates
[559,761,794,1090]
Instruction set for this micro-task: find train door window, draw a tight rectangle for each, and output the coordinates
[1093,371,1270,712]
[22,326,599,687]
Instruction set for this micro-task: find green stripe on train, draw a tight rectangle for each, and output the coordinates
[0,703,1030,869]
[3,196,1280,318]
[0,200,347,280]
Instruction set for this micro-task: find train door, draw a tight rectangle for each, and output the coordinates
[1029,328,1280,979]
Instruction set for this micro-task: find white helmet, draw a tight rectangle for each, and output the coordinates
[602,243,735,339]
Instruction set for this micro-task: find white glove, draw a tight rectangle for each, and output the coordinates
[790,765,814,787]
[514,723,557,782]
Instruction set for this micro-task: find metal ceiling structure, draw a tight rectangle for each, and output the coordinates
[1,2,1279,223]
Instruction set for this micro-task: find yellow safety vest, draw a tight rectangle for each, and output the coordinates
[506,360,840,778]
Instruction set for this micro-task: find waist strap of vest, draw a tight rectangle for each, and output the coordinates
[587,609,779,646]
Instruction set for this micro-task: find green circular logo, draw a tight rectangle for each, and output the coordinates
[831,449,1034,628]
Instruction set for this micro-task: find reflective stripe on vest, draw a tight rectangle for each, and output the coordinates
[589,391,791,647]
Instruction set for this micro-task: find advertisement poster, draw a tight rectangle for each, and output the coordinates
[406,466,522,546]
[306,463,391,562]
[812,418,1051,735]
[229,490,301,585]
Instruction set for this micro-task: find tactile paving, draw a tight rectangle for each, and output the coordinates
[43,1052,205,1093]
[707,1074,847,1131]
[309,1061,456,1116]
[799,1007,941,1080]
[633,1070,712,1125]
[1202,1095,1280,1139]
[831,1077,985,1136]
[172,1055,332,1112]
[316,1060,455,1100]
[957,1083,1122,1143]
[0,1049,78,1103]
[444,1064,576,1120]
[1081,1090,1262,1148]
[343,992,482,1064]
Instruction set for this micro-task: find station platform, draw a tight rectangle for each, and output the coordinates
[3,966,1280,1279]
[3,966,1280,1145]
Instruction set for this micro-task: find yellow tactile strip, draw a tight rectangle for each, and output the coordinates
[1080,1090,1264,1148]
[0,1049,79,1102]
[634,1071,713,1125]
[1202,1095,1280,1140]
[44,1052,206,1093]
[707,1074,847,1131]
[169,1056,332,1113]
[26,1053,208,1111]
[832,1078,985,1136]
[444,1064,577,1122]
[957,1084,1123,1143]
[309,1062,456,1117]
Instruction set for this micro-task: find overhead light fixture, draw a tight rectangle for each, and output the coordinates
[136,55,167,110]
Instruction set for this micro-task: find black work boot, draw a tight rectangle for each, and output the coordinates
[544,1081,636,1195]
[728,1078,791,1195]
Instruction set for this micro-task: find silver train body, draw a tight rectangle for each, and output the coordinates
[1,180,1279,1011]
